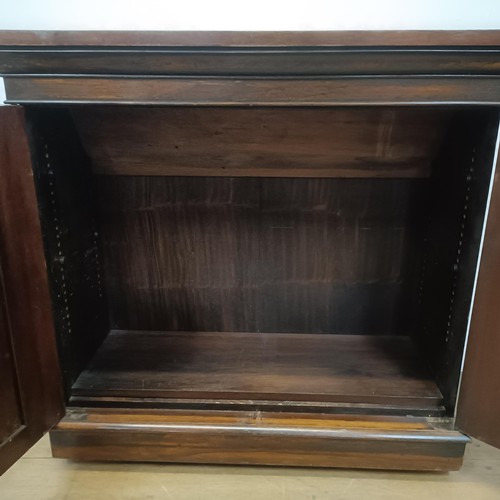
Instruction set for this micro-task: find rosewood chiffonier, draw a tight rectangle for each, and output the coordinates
[1,30,500,473]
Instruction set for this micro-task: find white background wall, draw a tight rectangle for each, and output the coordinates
[0,0,499,31]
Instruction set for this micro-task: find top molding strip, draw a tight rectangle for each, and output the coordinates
[1,30,500,48]
[3,30,500,105]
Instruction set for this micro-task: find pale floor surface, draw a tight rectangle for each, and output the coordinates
[1,436,500,499]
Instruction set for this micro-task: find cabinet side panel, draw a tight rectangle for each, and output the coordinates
[24,108,110,397]
[417,111,499,411]
[456,119,500,448]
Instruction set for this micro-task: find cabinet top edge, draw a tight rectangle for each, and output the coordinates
[1,30,500,48]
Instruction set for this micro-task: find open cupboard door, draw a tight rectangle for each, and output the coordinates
[456,126,500,449]
[0,106,64,475]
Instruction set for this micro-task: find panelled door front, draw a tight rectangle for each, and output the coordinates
[0,106,64,475]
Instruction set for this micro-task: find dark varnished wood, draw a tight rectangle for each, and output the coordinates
[0,107,64,475]
[0,30,500,47]
[50,408,468,471]
[6,76,500,105]
[0,277,22,445]
[68,396,444,417]
[74,107,449,178]
[3,49,500,77]
[3,30,500,471]
[2,31,500,106]
[456,123,500,448]
[72,331,443,412]
[96,176,425,334]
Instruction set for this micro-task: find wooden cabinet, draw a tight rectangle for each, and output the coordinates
[1,30,500,473]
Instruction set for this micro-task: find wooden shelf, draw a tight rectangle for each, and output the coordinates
[72,331,443,414]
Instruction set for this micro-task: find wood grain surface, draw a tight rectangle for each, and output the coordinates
[1,30,500,47]
[48,408,467,471]
[96,176,425,334]
[73,107,448,178]
[4,49,500,77]
[7,76,500,105]
[0,107,63,475]
[71,331,443,411]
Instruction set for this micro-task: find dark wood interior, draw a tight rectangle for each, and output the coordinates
[71,331,444,415]
[96,176,424,334]
[23,105,498,420]
[457,124,500,449]
[416,111,499,408]
[25,108,109,396]
[72,107,449,178]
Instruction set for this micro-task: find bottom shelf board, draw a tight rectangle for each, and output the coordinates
[72,330,443,412]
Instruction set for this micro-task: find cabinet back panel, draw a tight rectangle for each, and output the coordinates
[73,107,450,178]
[97,176,425,334]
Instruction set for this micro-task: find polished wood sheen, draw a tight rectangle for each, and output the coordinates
[0,107,64,475]
[2,31,500,106]
[72,331,443,413]
[50,409,468,471]
[6,76,500,105]
[74,107,448,178]
[4,50,500,78]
